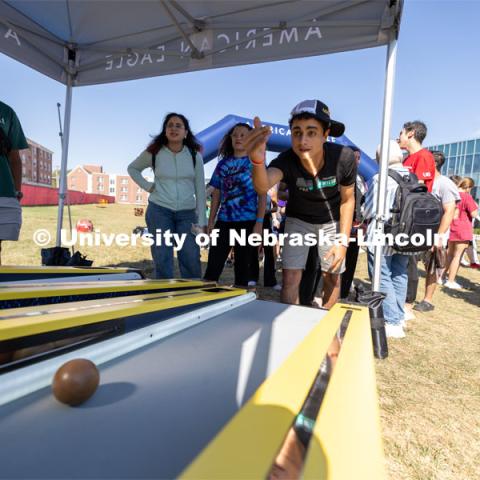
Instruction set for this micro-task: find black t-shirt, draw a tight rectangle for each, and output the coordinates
[268,143,356,224]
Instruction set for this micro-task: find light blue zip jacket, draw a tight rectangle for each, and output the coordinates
[128,146,207,226]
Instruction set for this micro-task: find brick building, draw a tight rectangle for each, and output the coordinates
[20,138,53,186]
[68,164,150,204]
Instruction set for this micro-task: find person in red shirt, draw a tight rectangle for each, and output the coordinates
[442,177,479,289]
[396,120,437,321]
[397,120,436,192]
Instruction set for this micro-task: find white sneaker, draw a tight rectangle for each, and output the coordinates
[385,324,406,339]
[247,281,257,287]
[272,284,282,291]
[444,281,462,290]
[403,309,416,321]
[436,277,446,286]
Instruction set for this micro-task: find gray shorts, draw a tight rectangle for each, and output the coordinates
[0,198,22,241]
[282,217,346,273]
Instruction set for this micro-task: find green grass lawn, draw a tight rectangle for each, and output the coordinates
[2,203,480,480]
[2,203,153,271]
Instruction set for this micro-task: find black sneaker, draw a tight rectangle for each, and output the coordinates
[413,300,435,312]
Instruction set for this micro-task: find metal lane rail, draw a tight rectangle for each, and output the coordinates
[0,290,253,407]
[0,265,144,282]
[0,278,216,308]
[0,287,245,343]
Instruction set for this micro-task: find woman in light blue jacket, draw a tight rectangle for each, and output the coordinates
[128,113,206,279]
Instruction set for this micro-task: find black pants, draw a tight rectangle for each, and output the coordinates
[204,220,255,287]
[340,236,359,299]
[249,215,277,287]
[299,246,322,306]
[406,255,419,303]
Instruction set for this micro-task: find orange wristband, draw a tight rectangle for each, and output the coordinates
[250,157,265,166]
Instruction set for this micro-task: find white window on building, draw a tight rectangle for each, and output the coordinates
[109,187,115,193]
[121,187,128,192]
[110,178,115,185]
[98,186,104,191]
[121,178,128,185]
[121,195,128,201]
[98,177,104,183]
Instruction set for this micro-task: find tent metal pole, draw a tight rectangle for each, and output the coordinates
[372,35,398,291]
[55,74,73,247]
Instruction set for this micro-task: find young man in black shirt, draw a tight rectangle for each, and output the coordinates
[244,100,356,308]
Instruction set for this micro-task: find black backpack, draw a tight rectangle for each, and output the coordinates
[151,146,197,171]
[384,169,443,253]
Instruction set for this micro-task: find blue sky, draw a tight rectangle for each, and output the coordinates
[1,0,479,179]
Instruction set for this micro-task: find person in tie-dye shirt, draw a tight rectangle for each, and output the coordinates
[204,123,266,287]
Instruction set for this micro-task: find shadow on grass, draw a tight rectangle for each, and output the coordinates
[414,262,480,308]
[439,274,480,308]
[407,260,480,308]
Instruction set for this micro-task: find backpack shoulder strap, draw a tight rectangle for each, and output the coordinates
[388,169,410,185]
[388,169,425,189]
[151,152,156,171]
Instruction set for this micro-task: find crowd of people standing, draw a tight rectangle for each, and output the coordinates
[1,98,477,342]
[124,103,479,340]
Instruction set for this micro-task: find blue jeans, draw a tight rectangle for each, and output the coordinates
[145,202,201,279]
[367,251,409,326]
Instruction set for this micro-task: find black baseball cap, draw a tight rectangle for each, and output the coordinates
[290,99,345,137]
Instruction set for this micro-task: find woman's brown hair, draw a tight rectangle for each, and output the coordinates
[458,177,475,190]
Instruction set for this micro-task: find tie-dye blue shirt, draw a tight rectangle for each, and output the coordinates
[210,156,258,222]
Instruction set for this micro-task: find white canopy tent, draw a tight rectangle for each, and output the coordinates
[0,0,403,290]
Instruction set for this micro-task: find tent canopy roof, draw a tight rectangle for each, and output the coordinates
[0,0,402,87]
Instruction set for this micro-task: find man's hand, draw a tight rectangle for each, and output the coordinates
[324,245,347,272]
[243,117,271,165]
